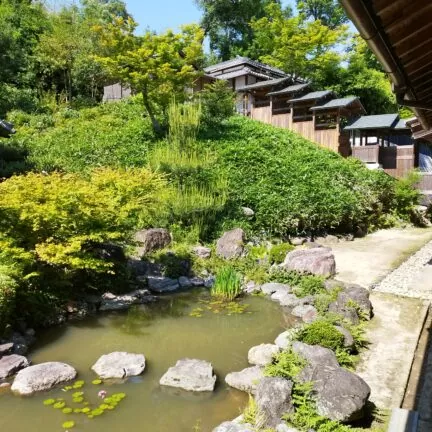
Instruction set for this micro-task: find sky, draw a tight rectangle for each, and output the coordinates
[124,0,294,33]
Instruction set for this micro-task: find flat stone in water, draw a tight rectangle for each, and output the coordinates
[0,354,29,379]
[160,358,216,392]
[261,283,291,296]
[92,352,146,379]
[248,344,280,366]
[11,362,77,395]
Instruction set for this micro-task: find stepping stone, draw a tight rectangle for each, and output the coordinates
[92,352,146,379]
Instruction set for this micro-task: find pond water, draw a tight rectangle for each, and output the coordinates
[0,289,292,432]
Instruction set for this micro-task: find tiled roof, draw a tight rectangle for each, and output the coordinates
[394,118,410,130]
[289,90,333,103]
[204,56,287,77]
[310,97,363,111]
[344,114,400,130]
[267,83,310,96]
[237,77,292,92]
[214,68,273,81]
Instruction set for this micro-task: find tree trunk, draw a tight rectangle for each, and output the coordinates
[142,88,162,135]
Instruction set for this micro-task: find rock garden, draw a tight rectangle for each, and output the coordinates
[0,225,378,432]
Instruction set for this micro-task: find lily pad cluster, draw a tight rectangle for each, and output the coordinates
[189,299,250,318]
[42,379,127,430]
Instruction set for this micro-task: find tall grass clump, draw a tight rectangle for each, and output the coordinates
[149,101,228,240]
[211,266,242,301]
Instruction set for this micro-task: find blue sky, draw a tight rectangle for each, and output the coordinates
[125,0,294,33]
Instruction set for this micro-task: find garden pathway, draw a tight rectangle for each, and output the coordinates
[319,228,432,414]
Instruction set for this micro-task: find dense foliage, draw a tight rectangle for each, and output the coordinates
[6,100,412,240]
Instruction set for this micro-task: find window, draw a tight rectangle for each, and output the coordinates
[293,106,313,122]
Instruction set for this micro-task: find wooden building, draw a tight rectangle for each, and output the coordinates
[341,0,432,192]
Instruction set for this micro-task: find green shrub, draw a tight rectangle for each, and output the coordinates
[265,349,306,380]
[211,266,242,301]
[392,171,420,220]
[297,320,345,351]
[0,267,17,333]
[269,243,294,264]
[199,80,235,127]
[293,275,325,298]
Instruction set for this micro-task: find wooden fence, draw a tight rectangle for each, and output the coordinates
[352,145,379,163]
[380,145,414,178]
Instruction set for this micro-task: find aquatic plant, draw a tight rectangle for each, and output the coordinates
[211,266,242,301]
[43,380,126,430]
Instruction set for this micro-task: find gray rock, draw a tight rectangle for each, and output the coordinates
[292,342,370,422]
[147,276,180,293]
[324,279,346,291]
[0,382,11,390]
[213,422,254,432]
[248,344,280,366]
[0,354,30,379]
[0,343,14,357]
[280,247,336,277]
[243,281,261,294]
[99,292,140,311]
[274,329,301,350]
[134,228,171,257]
[292,342,339,378]
[193,246,212,259]
[225,366,264,394]
[290,237,306,246]
[160,358,216,392]
[291,305,318,323]
[91,352,145,379]
[256,377,294,428]
[339,285,373,319]
[11,362,77,395]
[335,326,355,350]
[328,301,360,325]
[216,228,245,259]
[178,276,193,288]
[315,235,340,244]
[277,293,302,307]
[261,283,291,296]
[242,207,255,218]
[190,277,205,287]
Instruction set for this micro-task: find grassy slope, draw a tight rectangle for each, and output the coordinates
[5,99,396,236]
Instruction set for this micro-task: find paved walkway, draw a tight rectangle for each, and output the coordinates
[320,228,432,417]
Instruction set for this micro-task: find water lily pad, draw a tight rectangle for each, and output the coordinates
[91,408,104,416]
[73,408,82,414]
[62,420,75,429]
[72,380,84,389]
[53,402,66,409]
[72,397,84,403]
[99,404,110,410]
[43,398,55,406]
[92,379,102,385]
[82,407,91,414]
[87,415,94,419]
[63,386,73,391]
[72,391,83,398]
[62,408,73,414]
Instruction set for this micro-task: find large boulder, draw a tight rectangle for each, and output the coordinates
[160,359,216,392]
[328,301,360,325]
[292,342,370,422]
[134,228,171,257]
[91,352,146,379]
[99,291,144,311]
[248,344,280,366]
[213,422,254,432]
[216,229,245,259]
[280,248,336,277]
[225,366,264,394]
[147,276,180,293]
[274,329,301,350]
[255,377,294,428]
[11,362,77,395]
[0,354,30,379]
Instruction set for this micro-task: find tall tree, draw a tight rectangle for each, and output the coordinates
[195,0,284,61]
[250,3,347,85]
[95,20,204,133]
[296,0,348,29]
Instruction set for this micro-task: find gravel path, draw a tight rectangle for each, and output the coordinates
[374,240,432,300]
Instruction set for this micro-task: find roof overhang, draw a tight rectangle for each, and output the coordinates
[340,0,432,140]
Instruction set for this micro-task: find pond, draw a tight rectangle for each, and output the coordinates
[0,289,292,432]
